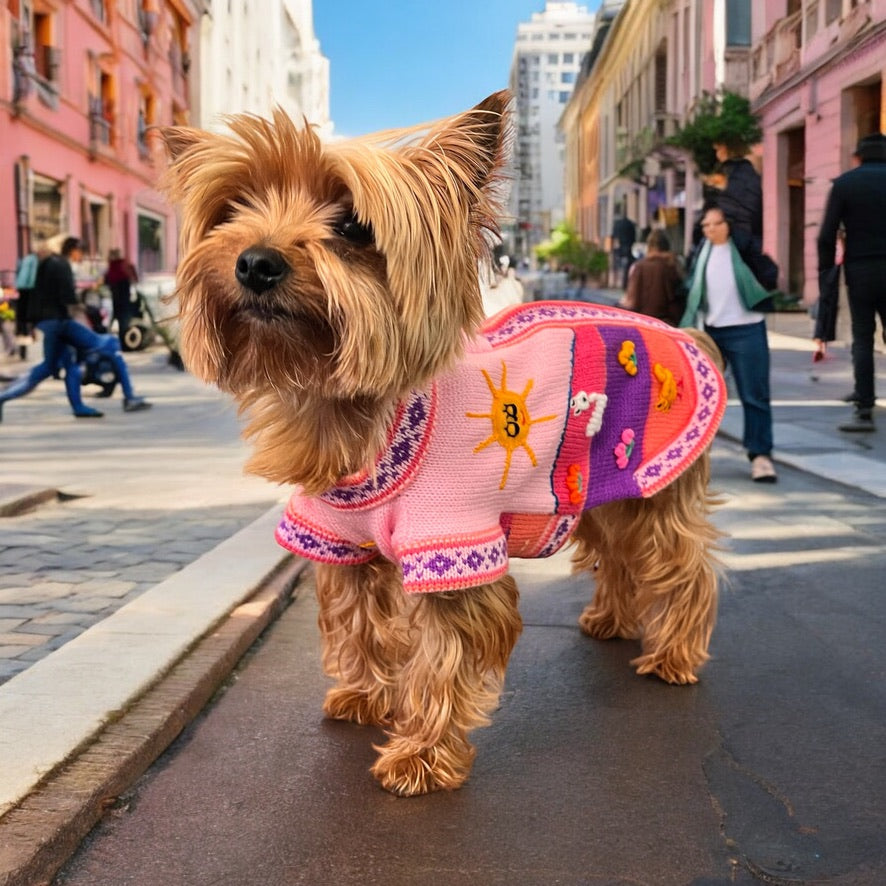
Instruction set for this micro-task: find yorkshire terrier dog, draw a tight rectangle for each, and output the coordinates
[162,91,726,796]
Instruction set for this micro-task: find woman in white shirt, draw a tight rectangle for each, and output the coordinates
[680,207,777,483]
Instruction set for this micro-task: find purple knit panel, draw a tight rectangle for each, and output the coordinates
[584,325,649,508]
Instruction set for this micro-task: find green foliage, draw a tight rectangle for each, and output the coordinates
[534,223,608,278]
[668,91,762,174]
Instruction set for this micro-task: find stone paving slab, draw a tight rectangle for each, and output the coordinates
[0,506,289,819]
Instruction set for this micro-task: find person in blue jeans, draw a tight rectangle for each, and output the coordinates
[680,206,777,483]
[0,237,150,423]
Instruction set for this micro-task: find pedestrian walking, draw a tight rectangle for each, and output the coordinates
[0,236,150,422]
[680,206,777,483]
[620,230,685,326]
[104,248,139,339]
[812,228,844,364]
[13,247,40,359]
[611,210,637,289]
[817,132,886,433]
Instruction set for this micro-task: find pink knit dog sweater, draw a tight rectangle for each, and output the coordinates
[276,302,726,592]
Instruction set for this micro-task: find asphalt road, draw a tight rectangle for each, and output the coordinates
[54,438,886,886]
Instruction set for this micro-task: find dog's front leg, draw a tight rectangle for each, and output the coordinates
[371,577,522,796]
[315,559,408,726]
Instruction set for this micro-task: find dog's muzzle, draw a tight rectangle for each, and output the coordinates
[235,246,290,294]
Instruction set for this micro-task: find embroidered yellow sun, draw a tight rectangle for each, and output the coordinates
[467,362,557,490]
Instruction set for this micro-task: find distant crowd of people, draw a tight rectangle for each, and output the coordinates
[611,130,886,482]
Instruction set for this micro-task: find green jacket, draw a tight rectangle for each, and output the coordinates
[679,238,771,328]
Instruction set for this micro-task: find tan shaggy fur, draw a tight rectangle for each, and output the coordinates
[162,91,724,796]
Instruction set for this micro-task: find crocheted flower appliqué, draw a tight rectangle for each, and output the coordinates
[653,362,682,413]
[566,464,585,505]
[467,361,557,490]
[618,341,638,376]
[614,428,635,469]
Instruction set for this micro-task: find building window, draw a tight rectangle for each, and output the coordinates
[32,175,63,242]
[137,212,164,272]
[563,52,574,63]
[726,0,751,46]
[89,66,116,148]
[548,53,558,64]
[169,9,190,96]
[561,71,575,84]
[559,91,571,103]
[81,196,109,261]
[137,89,157,159]
[805,1,819,40]
[14,3,62,104]
[655,44,667,113]
[90,0,107,24]
[138,0,160,45]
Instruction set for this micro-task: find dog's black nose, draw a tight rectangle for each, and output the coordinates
[235,246,289,294]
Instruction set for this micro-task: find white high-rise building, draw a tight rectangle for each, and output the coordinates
[199,0,330,138]
[508,2,596,258]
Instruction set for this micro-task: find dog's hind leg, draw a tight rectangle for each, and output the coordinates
[573,456,721,684]
[315,559,408,726]
[572,511,640,642]
[371,577,522,796]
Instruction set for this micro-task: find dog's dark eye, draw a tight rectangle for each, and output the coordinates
[334,213,374,246]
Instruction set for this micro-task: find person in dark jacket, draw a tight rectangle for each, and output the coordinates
[0,236,150,422]
[817,132,886,432]
[0,236,103,420]
[104,248,139,338]
[611,211,637,288]
[708,141,763,251]
[620,230,685,325]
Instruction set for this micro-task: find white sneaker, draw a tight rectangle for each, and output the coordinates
[751,455,777,483]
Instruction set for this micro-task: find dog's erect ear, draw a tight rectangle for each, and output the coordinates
[420,90,511,194]
[467,90,511,174]
[161,126,207,161]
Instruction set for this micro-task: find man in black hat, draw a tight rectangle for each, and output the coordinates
[817,133,886,432]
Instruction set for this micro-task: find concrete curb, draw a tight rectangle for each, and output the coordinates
[717,403,886,499]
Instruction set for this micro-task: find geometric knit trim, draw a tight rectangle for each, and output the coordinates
[318,386,436,510]
[633,336,726,497]
[399,528,509,593]
[482,300,672,349]
[275,510,376,566]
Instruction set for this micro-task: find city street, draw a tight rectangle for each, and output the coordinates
[53,437,886,886]
[1,307,885,885]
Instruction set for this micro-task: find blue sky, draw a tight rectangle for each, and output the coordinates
[313,1,600,137]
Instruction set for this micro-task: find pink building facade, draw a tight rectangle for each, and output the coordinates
[0,0,201,288]
[751,0,886,304]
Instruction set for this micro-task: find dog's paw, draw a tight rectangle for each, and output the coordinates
[578,605,637,640]
[323,687,392,726]
[371,736,474,796]
[631,652,700,685]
